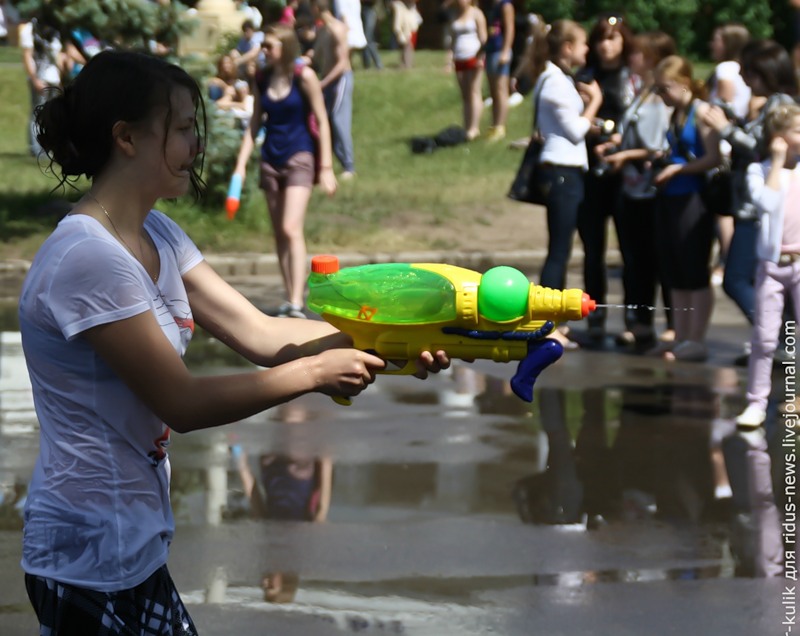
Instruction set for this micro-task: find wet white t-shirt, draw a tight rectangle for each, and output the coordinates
[19,210,203,591]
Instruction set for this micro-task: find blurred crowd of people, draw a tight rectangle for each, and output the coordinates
[506,12,799,436]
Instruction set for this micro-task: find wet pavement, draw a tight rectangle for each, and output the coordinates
[0,256,794,635]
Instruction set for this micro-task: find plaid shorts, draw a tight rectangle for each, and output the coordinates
[25,564,198,635]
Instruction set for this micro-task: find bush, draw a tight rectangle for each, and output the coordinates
[529,0,774,59]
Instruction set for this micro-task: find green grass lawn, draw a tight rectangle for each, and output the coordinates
[0,45,714,261]
[0,48,536,260]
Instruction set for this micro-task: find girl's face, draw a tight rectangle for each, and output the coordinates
[262,35,283,67]
[595,30,624,67]
[654,75,690,108]
[780,115,800,157]
[628,49,646,76]
[137,86,203,199]
[219,55,234,77]
[569,30,589,68]
[710,30,725,62]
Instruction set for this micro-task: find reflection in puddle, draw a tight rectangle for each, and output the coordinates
[0,328,789,628]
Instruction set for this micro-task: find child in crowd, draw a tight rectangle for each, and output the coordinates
[19,49,448,634]
[737,103,800,428]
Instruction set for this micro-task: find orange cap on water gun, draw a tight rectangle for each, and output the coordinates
[581,293,597,317]
[311,254,340,274]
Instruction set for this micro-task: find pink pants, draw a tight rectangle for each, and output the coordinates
[746,259,800,409]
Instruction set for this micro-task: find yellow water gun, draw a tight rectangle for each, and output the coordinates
[307,255,597,402]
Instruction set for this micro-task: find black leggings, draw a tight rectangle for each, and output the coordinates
[656,192,714,291]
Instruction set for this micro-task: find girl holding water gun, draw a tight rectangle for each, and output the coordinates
[737,103,800,428]
[19,50,448,634]
[234,25,337,319]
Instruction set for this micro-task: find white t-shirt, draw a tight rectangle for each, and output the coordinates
[711,60,752,121]
[534,62,591,169]
[337,0,368,49]
[19,21,62,86]
[19,210,203,591]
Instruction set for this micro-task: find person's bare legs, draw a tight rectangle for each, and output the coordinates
[490,74,509,129]
[457,68,482,139]
[267,185,313,308]
[669,289,693,343]
[468,67,483,139]
[687,287,714,343]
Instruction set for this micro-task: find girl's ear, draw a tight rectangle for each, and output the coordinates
[111,120,136,158]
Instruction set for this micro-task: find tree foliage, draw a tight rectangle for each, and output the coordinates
[528,0,775,58]
[16,0,197,56]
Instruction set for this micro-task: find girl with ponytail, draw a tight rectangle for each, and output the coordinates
[515,18,602,348]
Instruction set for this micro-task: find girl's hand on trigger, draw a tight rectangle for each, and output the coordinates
[412,350,451,379]
[312,348,385,398]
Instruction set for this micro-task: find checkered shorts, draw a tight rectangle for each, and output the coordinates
[25,564,198,635]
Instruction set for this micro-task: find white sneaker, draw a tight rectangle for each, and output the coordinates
[736,404,766,428]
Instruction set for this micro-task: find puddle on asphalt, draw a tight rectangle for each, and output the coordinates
[0,325,791,622]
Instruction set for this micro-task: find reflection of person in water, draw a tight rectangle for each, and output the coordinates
[722,429,784,577]
[513,384,726,528]
[261,571,301,603]
[234,447,332,522]
[512,388,618,527]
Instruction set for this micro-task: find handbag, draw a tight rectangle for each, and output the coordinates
[508,77,548,205]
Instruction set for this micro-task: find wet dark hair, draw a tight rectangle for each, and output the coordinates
[740,39,798,97]
[35,50,207,196]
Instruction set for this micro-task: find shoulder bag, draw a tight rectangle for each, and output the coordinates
[507,76,549,205]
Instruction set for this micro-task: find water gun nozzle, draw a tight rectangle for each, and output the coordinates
[581,293,597,318]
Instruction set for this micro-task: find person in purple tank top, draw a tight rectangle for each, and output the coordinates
[234,25,337,318]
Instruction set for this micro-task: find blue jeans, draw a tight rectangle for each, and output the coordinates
[361,6,383,69]
[323,71,355,173]
[723,218,757,324]
[538,165,585,289]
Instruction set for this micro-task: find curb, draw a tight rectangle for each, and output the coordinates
[1,248,623,280]
[202,248,623,278]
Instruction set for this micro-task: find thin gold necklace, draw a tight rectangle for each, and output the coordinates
[87,192,159,284]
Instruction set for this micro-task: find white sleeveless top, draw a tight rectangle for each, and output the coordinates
[451,15,482,61]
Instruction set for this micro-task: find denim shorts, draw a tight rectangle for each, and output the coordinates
[485,51,511,76]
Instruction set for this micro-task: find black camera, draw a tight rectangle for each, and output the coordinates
[574,67,594,84]
[709,97,738,122]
